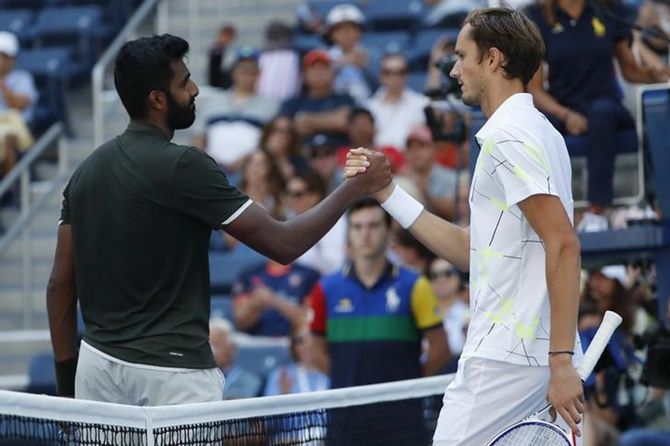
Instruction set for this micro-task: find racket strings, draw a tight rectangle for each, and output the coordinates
[489,422,571,446]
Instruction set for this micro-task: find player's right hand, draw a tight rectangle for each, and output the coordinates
[346,147,392,197]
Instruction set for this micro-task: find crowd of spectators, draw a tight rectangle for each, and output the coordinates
[198,7,670,436]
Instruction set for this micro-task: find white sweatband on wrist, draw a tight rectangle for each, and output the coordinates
[380,184,424,229]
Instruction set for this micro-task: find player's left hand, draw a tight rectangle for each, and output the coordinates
[344,147,374,178]
[547,355,585,437]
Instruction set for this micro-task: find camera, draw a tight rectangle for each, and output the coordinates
[639,324,670,388]
[423,53,466,145]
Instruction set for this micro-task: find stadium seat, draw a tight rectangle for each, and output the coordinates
[16,47,73,134]
[0,0,62,10]
[25,351,56,396]
[32,6,104,68]
[406,71,427,94]
[211,294,235,321]
[363,0,426,31]
[235,345,291,379]
[407,28,458,72]
[361,31,411,55]
[294,33,327,55]
[0,10,35,45]
[209,245,266,294]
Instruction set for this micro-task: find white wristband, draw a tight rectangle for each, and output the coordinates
[380,184,424,229]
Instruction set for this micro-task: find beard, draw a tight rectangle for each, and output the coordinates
[166,92,196,130]
[460,92,480,107]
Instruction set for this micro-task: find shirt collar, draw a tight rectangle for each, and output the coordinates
[126,120,170,141]
[476,93,533,140]
[341,260,399,289]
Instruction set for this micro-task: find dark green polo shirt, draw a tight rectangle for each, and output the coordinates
[60,121,250,368]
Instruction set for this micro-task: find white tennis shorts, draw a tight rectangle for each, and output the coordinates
[75,340,225,406]
[433,356,583,445]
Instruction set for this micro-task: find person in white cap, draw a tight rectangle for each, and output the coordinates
[326,3,371,102]
[0,31,37,178]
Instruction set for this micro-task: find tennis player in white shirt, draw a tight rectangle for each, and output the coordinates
[346,7,585,445]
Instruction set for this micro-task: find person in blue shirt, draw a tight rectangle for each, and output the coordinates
[263,324,330,396]
[232,259,320,337]
[526,0,670,225]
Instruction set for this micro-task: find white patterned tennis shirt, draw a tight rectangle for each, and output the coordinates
[462,93,583,367]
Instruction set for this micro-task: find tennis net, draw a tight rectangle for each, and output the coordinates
[0,374,453,445]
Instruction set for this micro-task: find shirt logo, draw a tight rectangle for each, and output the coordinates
[386,288,400,313]
[289,273,302,288]
[335,298,354,313]
[592,17,606,37]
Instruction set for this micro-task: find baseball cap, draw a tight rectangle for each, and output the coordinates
[232,46,260,67]
[326,4,365,30]
[0,32,19,58]
[406,126,434,145]
[599,265,627,285]
[308,133,337,156]
[303,49,331,69]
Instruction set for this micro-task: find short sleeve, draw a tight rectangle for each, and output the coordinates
[308,283,327,335]
[59,180,71,226]
[610,1,632,43]
[482,128,559,208]
[173,148,251,228]
[410,276,442,330]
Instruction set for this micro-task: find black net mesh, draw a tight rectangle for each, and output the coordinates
[0,414,146,446]
[152,395,442,446]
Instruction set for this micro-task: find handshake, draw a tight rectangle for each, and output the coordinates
[344,147,395,202]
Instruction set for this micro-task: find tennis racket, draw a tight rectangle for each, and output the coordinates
[485,310,623,446]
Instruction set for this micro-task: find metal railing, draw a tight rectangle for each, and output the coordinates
[0,123,67,328]
[92,0,161,148]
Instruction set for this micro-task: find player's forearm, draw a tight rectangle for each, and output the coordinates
[46,282,78,362]
[410,212,470,272]
[545,234,581,352]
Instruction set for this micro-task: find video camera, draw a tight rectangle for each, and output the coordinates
[423,53,467,146]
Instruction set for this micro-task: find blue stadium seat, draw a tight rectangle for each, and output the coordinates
[0,0,63,10]
[211,294,234,321]
[0,10,35,45]
[361,31,411,54]
[32,6,104,68]
[406,71,427,94]
[363,0,426,31]
[235,345,291,379]
[294,33,327,55]
[25,351,56,396]
[16,47,73,134]
[407,28,458,72]
[209,245,266,294]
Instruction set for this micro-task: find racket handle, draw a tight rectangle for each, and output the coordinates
[576,310,623,381]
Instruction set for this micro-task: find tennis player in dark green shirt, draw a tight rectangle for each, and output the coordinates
[46,34,391,405]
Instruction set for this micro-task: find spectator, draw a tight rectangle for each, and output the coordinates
[258,115,308,181]
[526,0,670,229]
[428,257,468,369]
[238,150,286,218]
[325,3,371,102]
[0,31,36,178]
[193,47,278,173]
[367,53,430,151]
[400,126,458,221]
[209,318,263,399]
[208,24,237,89]
[306,133,343,193]
[263,324,330,395]
[338,107,406,173]
[391,227,436,274]
[287,169,347,275]
[232,258,320,337]
[258,21,301,101]
[308,198,450,388]
[279,49,355,145]
[633,0,670,70]
[579,266,643,445]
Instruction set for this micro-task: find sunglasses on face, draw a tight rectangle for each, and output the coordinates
[429,268,457,280]
[381,68,407,77]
